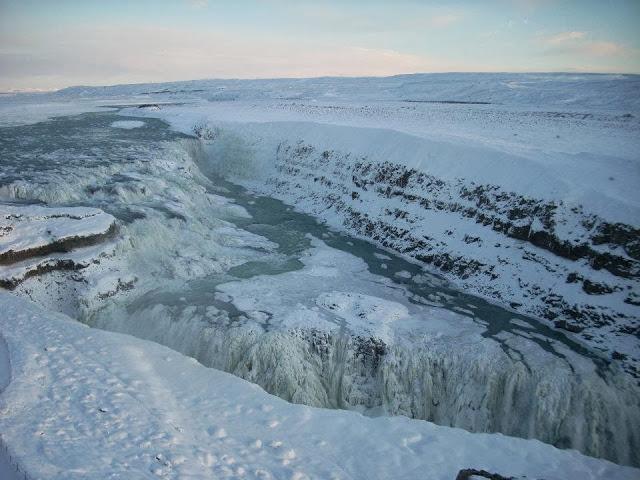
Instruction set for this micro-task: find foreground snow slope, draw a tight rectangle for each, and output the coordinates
[0,292,637,480]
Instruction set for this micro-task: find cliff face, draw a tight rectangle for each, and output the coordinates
[272,140,638,324]
[192,122,639,380]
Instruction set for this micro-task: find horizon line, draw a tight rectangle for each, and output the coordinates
[3,70,639,95]
[0,70,640,95]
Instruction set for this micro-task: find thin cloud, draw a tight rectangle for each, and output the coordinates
[541,31,626,57]
[427,13,462,28]
[582,41,626,56]
[294,4,463,33]
[510,0,555,11]
[0,25,442,90]
[184,0,209,9]
[546,31,586,45]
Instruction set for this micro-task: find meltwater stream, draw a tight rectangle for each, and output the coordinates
[1,110,639,466]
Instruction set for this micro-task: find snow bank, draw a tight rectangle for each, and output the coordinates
[142,114,640,225]
[1,292,637,480]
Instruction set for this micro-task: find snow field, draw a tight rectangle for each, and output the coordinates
[1,292,638,480]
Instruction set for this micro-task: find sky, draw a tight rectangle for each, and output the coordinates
[0,0,639,91]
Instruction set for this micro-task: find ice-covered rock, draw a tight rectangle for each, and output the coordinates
[0,204,117,289]
[0,204,116,263]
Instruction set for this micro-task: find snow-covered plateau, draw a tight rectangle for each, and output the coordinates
[1,73,639,478]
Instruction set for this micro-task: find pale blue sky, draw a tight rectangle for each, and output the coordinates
[1,0,638,90]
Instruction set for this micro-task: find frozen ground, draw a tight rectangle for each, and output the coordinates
[1,73,639,476]
[1,292,638,480]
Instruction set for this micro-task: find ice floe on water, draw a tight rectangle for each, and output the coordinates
[110,119,145,129]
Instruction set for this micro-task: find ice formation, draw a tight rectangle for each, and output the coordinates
[1,74,639,474]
